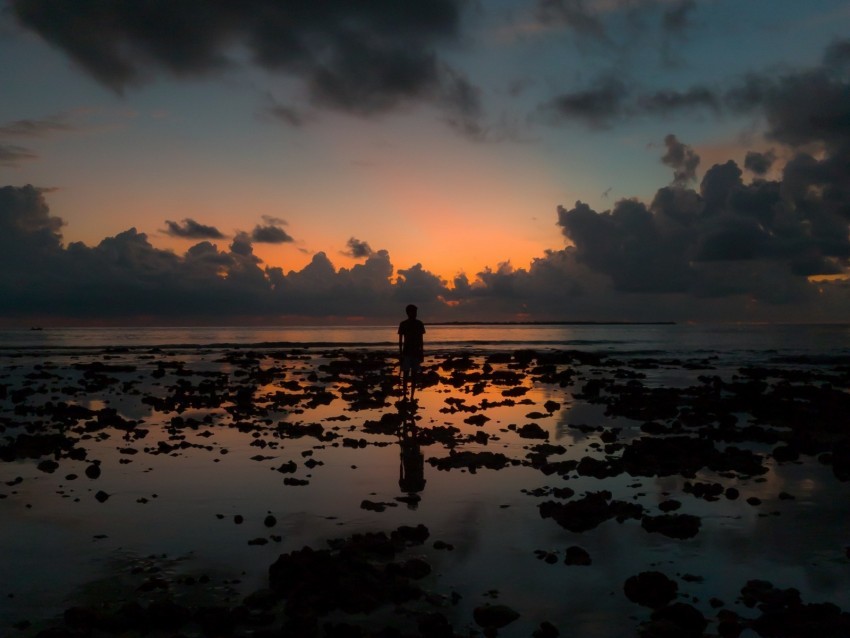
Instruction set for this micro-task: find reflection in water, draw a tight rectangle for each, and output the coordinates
[397,406,426,509]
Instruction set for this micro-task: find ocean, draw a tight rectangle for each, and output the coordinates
[4,322,850,361]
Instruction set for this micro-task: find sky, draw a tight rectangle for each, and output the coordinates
[1,0,849,325]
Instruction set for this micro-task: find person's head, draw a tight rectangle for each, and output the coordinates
[405,304,418,318]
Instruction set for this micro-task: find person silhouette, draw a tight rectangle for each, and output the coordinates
[397,304,425,402]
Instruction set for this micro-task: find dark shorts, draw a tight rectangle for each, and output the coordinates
[401,355,421,373]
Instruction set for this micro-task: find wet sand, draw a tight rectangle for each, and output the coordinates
[1,345,850,637]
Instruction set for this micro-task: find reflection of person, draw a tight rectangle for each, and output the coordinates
[398,413,425,507]
[398,304,425,401]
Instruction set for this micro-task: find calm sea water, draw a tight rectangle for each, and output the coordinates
[3,323,850,361]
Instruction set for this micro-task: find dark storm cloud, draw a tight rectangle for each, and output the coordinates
[539,37,850,140]
[554,133,850,298]
[661,134,700,186]
[1,176,849,324]
[10,0,476,127]
[0,143,37,166]
[744,150,776,176]
[344,237,374,259]
[163,218,225,240]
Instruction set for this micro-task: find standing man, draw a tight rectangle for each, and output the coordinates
[398,304,425,402]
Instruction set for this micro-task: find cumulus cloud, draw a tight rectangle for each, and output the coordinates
[4,33,850,323]
[744,149,777,176]
[344,237,374,259]
[661,134,700,186]
[250,217,294,244]
[555,132,850,300]
[164,218,225,239]
[10,0,482,133]
[1,169,849,325]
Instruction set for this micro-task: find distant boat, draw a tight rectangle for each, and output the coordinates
[30,326,43,331]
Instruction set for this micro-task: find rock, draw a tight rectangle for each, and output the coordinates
[400,557,431,579]
[641,514,701,539]
[642,602,707,638]
[417,612,453,637]
[534,620,560,637]
[518,423,549,439]
[658,499,681,512]
[429,450,512,472]
[464,414,490,427]
[564,546,591,566]
[243,589,279,610]
[624,571,678,609]
[94,490,110,503]
[621,436,714,477]
[85,463,101,479]
[391,524,430,545]
[473,604,520,629]
[37,459,59,473]
[539,492,644,532]
[361,500,389,512]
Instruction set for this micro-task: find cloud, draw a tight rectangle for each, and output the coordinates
[659,0,697,66]
[538,36,850,141]
[661,0,697,35]
[164,218,225,239]
[1,170,849,325]
[554,133,850,299]
[10,0,480,132]
[661,134,700,186]
[250,220,293,244]
[539,77,628,128]
[267,100,306,128]
[638,86,719,115]
[536,0,608,42]
[0,143,37,166]
[744,149,776,176]
[0,114,74,137]
[344,237,374,259]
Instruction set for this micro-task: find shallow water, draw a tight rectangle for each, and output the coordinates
[1,336,850,636]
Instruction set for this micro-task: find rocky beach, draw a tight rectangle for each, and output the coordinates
[2,338,850,637]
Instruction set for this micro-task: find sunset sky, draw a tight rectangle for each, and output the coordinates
[2,0,849,324]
